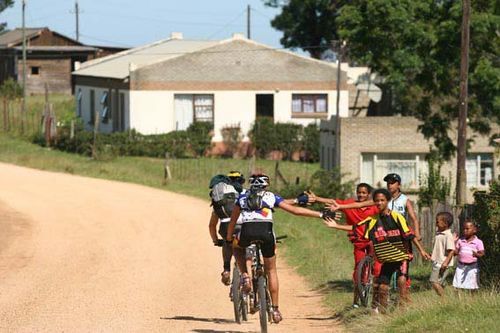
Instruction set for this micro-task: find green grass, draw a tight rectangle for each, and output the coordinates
[1,134,499,332]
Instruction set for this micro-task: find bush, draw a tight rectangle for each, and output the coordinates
[418,149,451,207]
[302,123,320,162]
[473,178,500,285]
[36,121,213,159]
[249,118,320,162]
[278,168,354,203]
[221,125,243,157]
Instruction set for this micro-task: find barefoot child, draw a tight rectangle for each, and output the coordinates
[429,212,455,296]
[441,219,484,291]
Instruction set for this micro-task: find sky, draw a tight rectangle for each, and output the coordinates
[1,0,284,49]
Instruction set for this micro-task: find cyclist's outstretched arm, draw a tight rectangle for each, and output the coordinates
[226,205,241,242]
[209,211,219,243]
[277,201,322,218]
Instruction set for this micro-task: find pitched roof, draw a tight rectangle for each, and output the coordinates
[74,35,344,83]
[74,37,218,79]
[133,37,340,84]
[0,28,46,47]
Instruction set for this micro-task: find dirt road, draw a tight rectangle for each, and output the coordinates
[0,163,339,332]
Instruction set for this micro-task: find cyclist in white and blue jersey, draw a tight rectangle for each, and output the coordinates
[226,173,327,324]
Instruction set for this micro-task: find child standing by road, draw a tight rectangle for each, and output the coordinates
[441,219,485,291]
[429,212,456,296]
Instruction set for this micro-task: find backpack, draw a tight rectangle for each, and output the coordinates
[209,175,242,219]
[245,188,268,211]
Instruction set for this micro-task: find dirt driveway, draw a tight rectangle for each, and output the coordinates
[0,163,340,332]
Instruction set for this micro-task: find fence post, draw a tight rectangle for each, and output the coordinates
[163,152,172,185]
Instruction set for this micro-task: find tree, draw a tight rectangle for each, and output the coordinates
[0,1,14,33]
[263,0,346,59]
[337,0,499,160]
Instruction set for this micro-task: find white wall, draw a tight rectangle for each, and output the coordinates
[129,91,174,134]
[127,89,349,141]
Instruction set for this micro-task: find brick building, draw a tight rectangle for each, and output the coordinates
[72,33,349,141]
[320,116,499,201]
[0,27,126,94]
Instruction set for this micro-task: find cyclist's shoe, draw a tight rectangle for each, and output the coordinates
[271,306,282,324]
[240,273,251,293]
[221,271,231,286]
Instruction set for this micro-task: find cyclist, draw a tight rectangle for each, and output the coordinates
[308,183,382,308]
[357,188,430,313]
[209,171,246,285]
[226,173,328,324]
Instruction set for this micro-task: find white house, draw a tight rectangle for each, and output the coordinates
[72,33,349,142]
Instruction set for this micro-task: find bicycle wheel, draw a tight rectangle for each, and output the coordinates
[257,275,268,333]
[231,268,242,324]
[356,255,374,307]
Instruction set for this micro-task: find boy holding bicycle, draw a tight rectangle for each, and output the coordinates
[358,189,430,313]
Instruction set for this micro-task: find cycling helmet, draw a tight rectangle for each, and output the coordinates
[249,173,270,189]
[227,170,245,184]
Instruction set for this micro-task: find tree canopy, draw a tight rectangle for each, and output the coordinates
[264,0,346,59]
[0,0,14,34]
[265,0,500,160]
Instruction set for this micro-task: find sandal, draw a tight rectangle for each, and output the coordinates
[271,306,282,324]
[221,271,231,286]
[240,273,251,293]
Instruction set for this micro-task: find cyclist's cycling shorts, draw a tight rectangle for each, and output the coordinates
[237,222,275,258]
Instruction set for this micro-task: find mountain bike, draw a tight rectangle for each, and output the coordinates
[247,235,287,333]
[230,261,248,324]
[356,255,399,309]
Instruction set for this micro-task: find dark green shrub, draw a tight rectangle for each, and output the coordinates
[418,149,451,207]
[249,117,276,158]
[302,123,320,162]
[278,168,354,205]
[473,178,500,285]
[186,122,212,156]
[221,125,243,157]
[275,123,302,160]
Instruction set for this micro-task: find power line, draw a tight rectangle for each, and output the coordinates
[78,33,133,48]
[206,8,247,39]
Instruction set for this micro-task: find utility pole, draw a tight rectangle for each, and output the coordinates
[456,0,470,206]
[75,1,80,41]
[334,40,344,169]
[247,4,251,39]
[71,1,81,41]
[21,0,26,134]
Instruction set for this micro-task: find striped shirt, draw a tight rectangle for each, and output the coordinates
[361,210,414,263]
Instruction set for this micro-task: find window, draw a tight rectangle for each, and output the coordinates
[193,94,214,122]
[292,94,327,113]
[90,90,95,125]
[174,94,214,130]
[361,153,428,189]
[101,91,109,123]
[466,153,493,187]
[31,66,39,75]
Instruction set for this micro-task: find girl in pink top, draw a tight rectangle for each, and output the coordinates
[442,220,485,290]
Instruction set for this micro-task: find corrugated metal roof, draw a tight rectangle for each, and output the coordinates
[0,28,45,46]
[73,38,218,79]
[12,46,98,52]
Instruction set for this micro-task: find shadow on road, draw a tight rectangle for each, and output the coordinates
[160,316,234,324]
[191,329,256,333]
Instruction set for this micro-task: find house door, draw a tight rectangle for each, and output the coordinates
[174,94,194,130]
[256,94,274,119]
